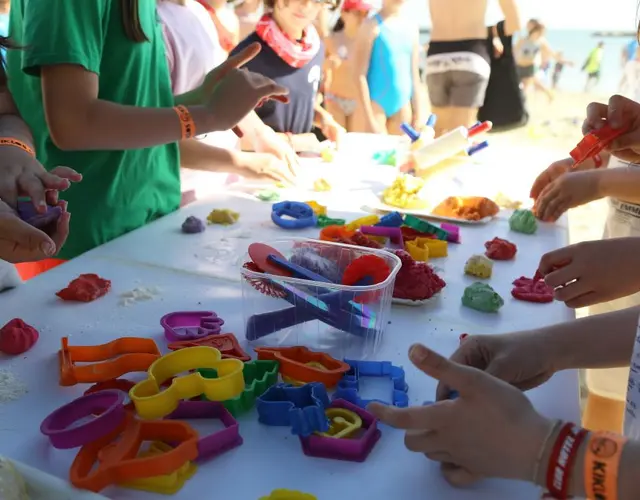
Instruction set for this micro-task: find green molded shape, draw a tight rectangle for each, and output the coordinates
[316,215,346,228]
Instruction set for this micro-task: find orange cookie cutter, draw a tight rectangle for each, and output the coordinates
[255,346,350,388]
[70,412,198,492]
[59,337,161,387]
[319,225,355,242]
[167,333,251,362]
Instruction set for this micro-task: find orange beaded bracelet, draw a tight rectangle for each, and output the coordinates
[174,105,196,140]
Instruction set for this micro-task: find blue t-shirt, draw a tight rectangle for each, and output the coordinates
[0,13,9,60]
[231,32,324,134]
[627,39,639,62]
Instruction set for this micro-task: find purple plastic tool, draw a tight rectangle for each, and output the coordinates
[161,311,224,342]
[299,399,381,462]
[40,390,126,449]
[268,254,333,283]
[17,200,62,231]
[360,226,404,249]
[167,400,243,461]
[440,222,460,243]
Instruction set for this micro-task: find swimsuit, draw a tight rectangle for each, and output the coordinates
[426,38,490,108]
[515,38,541,79]
[366,14,413,118]
[325,92,356,116]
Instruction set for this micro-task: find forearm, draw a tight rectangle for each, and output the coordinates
[597,166,640,203]
[313,102,332,128]
[0,114,35,148]
[548,306,640,371]
[178,138,238,172]
[238,111,267,151]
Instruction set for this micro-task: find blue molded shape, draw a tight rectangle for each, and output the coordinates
[271,201,317,230]
[375,212,404,228]
[332,359,409,409]
[256,382,331,436]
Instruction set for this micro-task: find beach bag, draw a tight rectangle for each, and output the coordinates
[478,21,528,131]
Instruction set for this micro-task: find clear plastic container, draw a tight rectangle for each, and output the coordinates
[239,238,402,360]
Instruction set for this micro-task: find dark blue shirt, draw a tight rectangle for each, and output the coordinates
[232,32,324,134]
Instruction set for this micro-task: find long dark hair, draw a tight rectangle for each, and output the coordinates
[121,0,149,42]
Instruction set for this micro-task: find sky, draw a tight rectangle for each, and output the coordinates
[411,0,639,31]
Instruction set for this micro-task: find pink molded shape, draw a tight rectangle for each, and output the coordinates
[0,318,39,355]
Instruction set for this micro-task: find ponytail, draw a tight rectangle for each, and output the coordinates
[121,0,149,43]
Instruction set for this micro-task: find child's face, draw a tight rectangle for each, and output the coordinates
[342,9,367,27]
[276,0,325,34]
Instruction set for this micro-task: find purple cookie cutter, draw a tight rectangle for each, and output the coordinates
[161,311,224,342]
[17,200,63,231]
[166,400,243,461]
[299,399,381,462]
[40,390,126,449]
[360,225,404,249]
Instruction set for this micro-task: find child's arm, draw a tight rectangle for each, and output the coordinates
[352,19,382,134]
[410,29,425,129]
[497,0,521,36]
[596,164,640,204]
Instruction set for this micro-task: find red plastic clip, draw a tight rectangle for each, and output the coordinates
[570,125,628,168]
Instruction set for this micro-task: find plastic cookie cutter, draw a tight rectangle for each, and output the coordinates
[319,225,355,242]
[282,362,328,386]
[260,490,317,500]
[161,311,224,342]
[345,215,380,232]
[271,201,317,229]
[166,400,243,461]
[129,346,244,420]
[375,211,404,228]
[333,359,409,408]
[403,214,449,241]
[200,360,279,416]
[360,225,404,249]
[316,214,346,228]
[121,442,197,495]
[405,238,430,262]
[69,411,199,493]
[440,222,460,243]
[421,238,447,258]
[570,124,629,168]
[316,407,362,439]
[300,398,382,462]
[40,390,126,449]
[255,346,350,388]
[168,333,251,362]
[58,336,161,387]
[84,379,136,412]
[304,201,327,216]
[256,382,331,436]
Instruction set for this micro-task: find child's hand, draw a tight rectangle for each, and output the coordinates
[320,116,345,148]
[538,237,640,308]
[0,199,70,263]
[205,44,289,132]
[529,158,573,200]
[251,127,299,178]
[236,151,296,185]
[583,94,640,163]
[533,169,604,222]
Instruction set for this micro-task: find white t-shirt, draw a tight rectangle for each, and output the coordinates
[625,315,640,439]
[621,60,640,103]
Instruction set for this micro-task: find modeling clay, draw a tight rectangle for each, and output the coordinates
[345,215,380,232]
[256,190,281,202]
[464,255,493,279]
[440,222,461,243]
[373,149,396,166]
[320,148,335,162]
[207,209,240,225]
[511,276,554,303]
[313,178,331,192]
[260,490,317,500]
[168,333,251,362]
[376,212,404,227]
[181,216,205,234]
[290,248,341,283]
[509,209,538,234]
[433,196,499,221]
[461,282,504,313]
[392,250,445,301]
[0,318,39,355]
[56,274,111,302]
[16,201,62,233]
[484,237,517,260]
[0,456,28,500]
[382,174,428,209]
[494,192,522,210]
[405,238,430,262]
[304,201,327,216]
[348,231,384,249]
[316,214,345,227]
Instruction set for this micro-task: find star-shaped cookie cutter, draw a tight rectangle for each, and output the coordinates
[168,333,251,362]
[256,382,331,437]
[129,346,244,420]
[333,359,409,408]
[161,311,224,342]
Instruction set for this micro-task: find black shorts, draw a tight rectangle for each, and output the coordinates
[517,65,535,79]
[588,71,600,79]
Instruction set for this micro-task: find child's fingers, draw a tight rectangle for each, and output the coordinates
[214,43,262,82]
[532,183,556,219]
[50,211,71,252]
[47,166,83,183]
[582,101,608,135]
[540,192,566,222]
[529,171,551,200]
[16,173,48,212]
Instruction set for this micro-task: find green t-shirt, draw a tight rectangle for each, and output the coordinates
[6,0,181,259]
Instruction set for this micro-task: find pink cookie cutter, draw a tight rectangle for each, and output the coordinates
[161,311,224,342]
[440,223,460,243]
[299,399,381,462]
[166,400,243,461]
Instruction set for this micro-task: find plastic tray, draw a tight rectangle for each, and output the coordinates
[365,196,495,225]
[240,238,401,359]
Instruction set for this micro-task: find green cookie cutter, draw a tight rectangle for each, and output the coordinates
[316,215,346,228]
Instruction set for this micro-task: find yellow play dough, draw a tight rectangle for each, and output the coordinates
[382,174,429,209]
[0,457,29,500]
[464,254,493,279]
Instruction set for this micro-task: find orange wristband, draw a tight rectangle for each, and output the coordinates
[584,431,628,500]
[174,105,196,140]
[0,137,35,156]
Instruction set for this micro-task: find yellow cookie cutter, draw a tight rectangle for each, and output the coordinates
[345,215,380,232]
[260,489,317,500]
[405,238,430,262]
[316,408,362,439]
[303,201,327,216]
[122,442,197,494]
[423,238,448,258]
[130,346,244,420]
[282,362,327,387]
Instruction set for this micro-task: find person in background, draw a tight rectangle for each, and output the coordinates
[583,41,604,92]
[236,0,264,41]
[5,0,288,280]
[622,36,638,68]
[0,0,9,60]
[158,0,298,186]
[619,45,640,102]
[230,0,345,153]
[323,0,372,132]
[353,0,424,135]
[195,0,240,56]
[550,51,573,90]
[426,0,520,137]
[514,20,556,102]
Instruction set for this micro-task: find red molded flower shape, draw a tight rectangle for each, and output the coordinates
[484,237,517,260]
[0,318,39,355]
[511,276,554,303]
[56,273,111,302]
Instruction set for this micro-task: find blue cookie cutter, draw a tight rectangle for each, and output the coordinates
[333,360,409,409]
[256,382,331,436]
[271,201,317,230]
[375,212,404,228]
